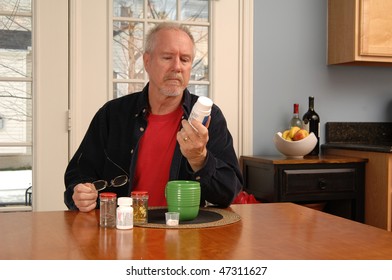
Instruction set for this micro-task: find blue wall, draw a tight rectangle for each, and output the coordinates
[253,0,392,156]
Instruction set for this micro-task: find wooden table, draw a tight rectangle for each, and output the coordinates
[1,203,392,260]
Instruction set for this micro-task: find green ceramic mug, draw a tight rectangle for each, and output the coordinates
[165,180,201,221]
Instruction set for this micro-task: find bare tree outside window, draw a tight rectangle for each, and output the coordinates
[112,0,210,98]
[0,0,33,208]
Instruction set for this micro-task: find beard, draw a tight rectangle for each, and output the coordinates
[160,86,183,97]
[160,73,186,96]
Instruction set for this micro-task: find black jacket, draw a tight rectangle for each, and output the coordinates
[64,85,243,210]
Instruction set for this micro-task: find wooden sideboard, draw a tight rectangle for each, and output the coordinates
[239,155,367,222]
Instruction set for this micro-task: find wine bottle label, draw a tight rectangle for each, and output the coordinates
[303,120,310,132]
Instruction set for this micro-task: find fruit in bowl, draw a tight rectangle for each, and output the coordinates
[273,127,317,158]
[282,126,309,141]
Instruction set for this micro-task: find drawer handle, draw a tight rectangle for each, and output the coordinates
[318,179,327,190]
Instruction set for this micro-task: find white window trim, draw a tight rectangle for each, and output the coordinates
[240,0,253,155]
[33,0,69,211]
[210,0,253,156]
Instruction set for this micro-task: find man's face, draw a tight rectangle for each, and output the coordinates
[144,28,194,97]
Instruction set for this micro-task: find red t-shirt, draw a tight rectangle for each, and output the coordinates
[132,106,183,206]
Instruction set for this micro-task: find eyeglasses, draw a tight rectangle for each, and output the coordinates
[77,150,130,192]
[93,175,129,191]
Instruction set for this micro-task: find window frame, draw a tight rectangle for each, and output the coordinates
[109,0,212,99]
[0,0,33,211]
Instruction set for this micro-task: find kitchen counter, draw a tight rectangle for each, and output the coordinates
[322,143,392,153]
[322,122,392,231]
[322,122,392,153]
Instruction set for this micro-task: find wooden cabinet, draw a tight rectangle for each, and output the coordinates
[240,155,367,222]
[328,0,392,65]
[323,148,392,231]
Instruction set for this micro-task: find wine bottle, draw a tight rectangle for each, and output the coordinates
[302,96,320,156]
[289,103,303,129]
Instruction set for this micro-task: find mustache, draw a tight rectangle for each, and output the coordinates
[163,73,184,83]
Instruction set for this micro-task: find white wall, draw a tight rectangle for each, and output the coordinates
[253,0,392,156]
[69,0,109,155]
[34,0,69,211]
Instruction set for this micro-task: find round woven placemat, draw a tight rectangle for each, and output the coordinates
[137,207,241,229]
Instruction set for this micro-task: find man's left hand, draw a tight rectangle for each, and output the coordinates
[177,117,210,172]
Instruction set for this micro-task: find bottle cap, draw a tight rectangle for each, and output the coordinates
[118,197,132,206]
[293,103,299,113]
[196,96,213,112]
[131,191,149,197]
[99,192,117,198]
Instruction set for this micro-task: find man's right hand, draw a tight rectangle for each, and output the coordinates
[72,183,98,212]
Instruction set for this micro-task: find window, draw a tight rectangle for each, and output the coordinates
[0,0,33,209]
[111,0,210,98]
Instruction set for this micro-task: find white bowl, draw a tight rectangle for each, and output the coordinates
[273,132,317,158]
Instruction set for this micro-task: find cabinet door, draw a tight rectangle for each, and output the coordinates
[360,0,392,57]
[328,0,392,65]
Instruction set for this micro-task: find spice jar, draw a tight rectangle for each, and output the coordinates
[99,192,117,228]
[131,191,149,225]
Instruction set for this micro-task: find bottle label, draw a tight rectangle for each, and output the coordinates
[188,112,209,129]
[317,122,320,138]
[201,115,209,126]
[303,121,310,132]
[116,208,133,229]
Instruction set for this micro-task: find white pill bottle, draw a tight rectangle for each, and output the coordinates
[188,96,213,129]
[116,197,133,230]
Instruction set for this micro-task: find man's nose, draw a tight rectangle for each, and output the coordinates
[172,56,182,71]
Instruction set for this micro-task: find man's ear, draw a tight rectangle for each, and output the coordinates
[143,52,150,72]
